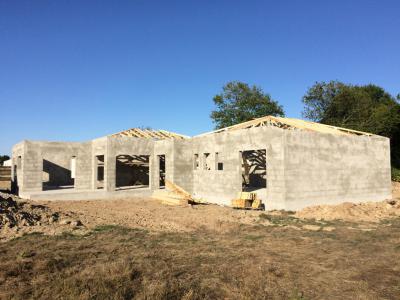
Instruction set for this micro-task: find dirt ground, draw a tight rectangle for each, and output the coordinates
[0,183,399,299]
[1,182,399,241]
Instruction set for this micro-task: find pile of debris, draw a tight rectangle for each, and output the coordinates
[0,193,59,228]
[0,192,84,240]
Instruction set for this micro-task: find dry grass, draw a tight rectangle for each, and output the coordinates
[1,215,400,300]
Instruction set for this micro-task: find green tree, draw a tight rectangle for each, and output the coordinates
[302,81,345,122]
[210,81,285,129]
[302,81,400,169]
[0,155,10,165]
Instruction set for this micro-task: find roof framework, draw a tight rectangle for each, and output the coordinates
[110,116,374,140]
[111,128,189,140]
[197,115,374,137]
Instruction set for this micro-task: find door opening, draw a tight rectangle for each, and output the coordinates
[241,150,266,192]
[95,155,104,189]
[158,155,166,188]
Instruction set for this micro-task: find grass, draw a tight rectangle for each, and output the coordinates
[0,219,400,299]
[258,212,341,229]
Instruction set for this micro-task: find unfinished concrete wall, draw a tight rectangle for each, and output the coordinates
[13,141,92,196]
[13,123,391,209]
[154,139,174,189]
[283,130,392,210]
[191,126,286,209]
[74,142,92,190]
[106,137,155,192]
[172,139,194,193]
[92,137,107,190]
[11,141,25,193]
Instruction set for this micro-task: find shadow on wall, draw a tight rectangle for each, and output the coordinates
[42,159,74,190]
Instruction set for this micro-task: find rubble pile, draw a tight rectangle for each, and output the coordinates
[0,192,85,241]
[0,194,58,228]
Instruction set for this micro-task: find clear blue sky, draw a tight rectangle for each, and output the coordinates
[1,0,399,155]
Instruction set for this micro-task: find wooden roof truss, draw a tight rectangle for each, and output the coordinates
[112,128,189,140]
[198,115,373,137]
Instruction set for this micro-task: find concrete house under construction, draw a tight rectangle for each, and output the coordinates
[11,116,392,210]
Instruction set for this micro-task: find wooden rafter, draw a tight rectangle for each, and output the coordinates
[111,128,189,140]
[111,114,375,140]
[196,115,374,137]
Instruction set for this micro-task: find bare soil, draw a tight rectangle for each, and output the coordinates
[0,183,399,299]
[295,182,400,223]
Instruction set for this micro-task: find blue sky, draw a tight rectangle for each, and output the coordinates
[1,0,399,154]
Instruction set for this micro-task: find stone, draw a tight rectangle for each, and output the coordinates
[70,220,83,227]
[302,224,320,231]
[59,219,71,225]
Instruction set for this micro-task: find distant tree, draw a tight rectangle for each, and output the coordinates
[302,81,346,122]
[0,155,10,165]
[302,81,400,168]
[210,81,285,129]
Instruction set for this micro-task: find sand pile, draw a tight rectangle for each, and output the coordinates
[295,199,400,223]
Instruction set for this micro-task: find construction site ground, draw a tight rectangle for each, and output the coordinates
[0,182,399,299]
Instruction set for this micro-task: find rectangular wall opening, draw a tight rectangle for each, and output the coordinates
[12,156,21,194]
[17,156,21,170]
[116,155,150,190]
[215,152,223,170]
[193,154,199,170]
[95,155,104,189]
[203,153,211,170]
[241,149,266,192]
[158,154,166,188]
[42,158,74,191]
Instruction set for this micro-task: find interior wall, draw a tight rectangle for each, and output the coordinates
[115,156,149,187]
[107,137,155,191]
[42,158,74,189]
[92,137,107,190]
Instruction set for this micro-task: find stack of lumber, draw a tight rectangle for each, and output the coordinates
[231,192,263,210]
[152,180,193,206]
[0,166,11,190]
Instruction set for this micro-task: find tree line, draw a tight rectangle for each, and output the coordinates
[210,81,400,180]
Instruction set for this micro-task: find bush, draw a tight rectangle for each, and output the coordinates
[392,167,400,182]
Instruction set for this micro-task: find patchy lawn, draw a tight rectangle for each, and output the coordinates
[1,216,399,300]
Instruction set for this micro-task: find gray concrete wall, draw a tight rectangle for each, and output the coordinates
[190,126,286,209]
[172,139,194,193]
[91,137,107,190]
[11,141,25,193]
[13,125,391,211]
[154,139,174,189]
[12,140,92,193]
[283,130,392,210]
[106,137,156,191]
